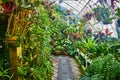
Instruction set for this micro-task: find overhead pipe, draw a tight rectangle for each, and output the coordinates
[64,1,80,13]
[76,0,92,16]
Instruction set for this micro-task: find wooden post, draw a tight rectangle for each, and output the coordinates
[7,36,18,80]
[9,47,18,80]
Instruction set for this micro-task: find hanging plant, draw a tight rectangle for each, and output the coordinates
[1,1,16,13]
[93,6,111,22]
[103,17,115,25]
[94,11,102,21]
[96,0,119,9]
[83,12,93,20]
[93,6,114,24]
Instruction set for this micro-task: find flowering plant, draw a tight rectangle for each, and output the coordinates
[1,1,16,13]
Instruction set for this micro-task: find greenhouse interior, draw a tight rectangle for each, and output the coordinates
[0,0,120,80]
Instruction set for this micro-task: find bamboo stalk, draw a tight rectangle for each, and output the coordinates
[7,12,14,35]
[11,15,16,36]
[14,15,19,36]
[6,8,33,37]
[19,11,24,36]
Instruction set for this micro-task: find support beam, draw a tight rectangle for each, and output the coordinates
[9,47,18,80]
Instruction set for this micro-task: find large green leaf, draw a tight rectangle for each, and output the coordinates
[117,7,120,17]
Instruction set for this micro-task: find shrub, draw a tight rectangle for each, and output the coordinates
[87,54,120,80]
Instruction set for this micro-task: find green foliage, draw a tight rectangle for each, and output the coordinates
[50,18,68,55]
[108,41,120,61]
[18,66,28,76]
[79,38,96,56]
[80,74,91,80]
[0,68,12,80]
[67,41,81,56]
[65,26,77,34]
[80,74,104,80]
[78,37,112,58]
[19,3,53,80]
[95,42,109,55]
[21,23,52,79]
[94,6,111,21]
[87,54,120,80]
[82,38,96,53]
[117,7,120,17]
[89,74,104,80]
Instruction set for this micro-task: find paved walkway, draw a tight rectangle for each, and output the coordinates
[52,56,81,80]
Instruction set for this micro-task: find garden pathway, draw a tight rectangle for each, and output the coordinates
[52,56,81,80]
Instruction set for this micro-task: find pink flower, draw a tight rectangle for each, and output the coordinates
[33,10,37,15]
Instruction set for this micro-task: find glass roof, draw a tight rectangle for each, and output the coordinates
[49,0,120,17]
[48,0,120,38]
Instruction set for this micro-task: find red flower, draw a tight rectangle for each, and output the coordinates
[105,28,113,35]
[1,1,16,13]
